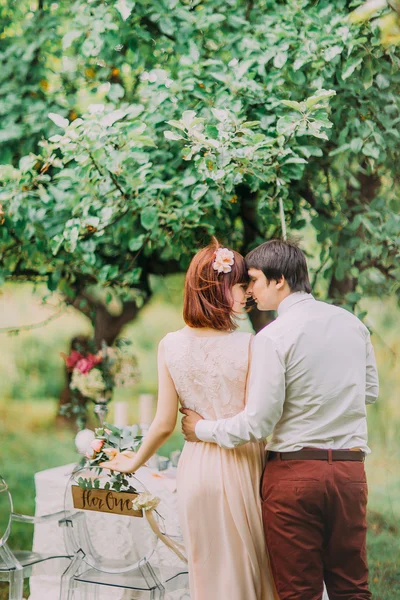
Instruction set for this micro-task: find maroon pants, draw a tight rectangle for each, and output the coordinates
[261,456,371,600]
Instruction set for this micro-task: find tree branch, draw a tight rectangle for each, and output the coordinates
[0,304,68,335]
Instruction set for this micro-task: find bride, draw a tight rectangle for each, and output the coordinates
[100,239,276,600]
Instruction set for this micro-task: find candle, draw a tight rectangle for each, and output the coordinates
[113,401,129,427]
[139,393,154,426]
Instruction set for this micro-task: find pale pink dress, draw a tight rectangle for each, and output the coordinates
[163,330,276,600]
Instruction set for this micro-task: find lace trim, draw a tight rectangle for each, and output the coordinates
[163,331,252,420]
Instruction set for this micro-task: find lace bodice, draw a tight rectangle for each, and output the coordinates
[163,330,253,420]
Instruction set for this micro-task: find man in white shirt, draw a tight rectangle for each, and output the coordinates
[181,239,378,600]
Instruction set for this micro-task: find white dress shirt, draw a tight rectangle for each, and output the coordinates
[196,292,379,453]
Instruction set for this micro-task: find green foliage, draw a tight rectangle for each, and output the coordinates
[0,0,399,315]
[10,336,65,399]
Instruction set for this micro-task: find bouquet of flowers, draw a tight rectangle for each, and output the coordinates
[62,340,139,401]
[61,339,139,427]
[77,423,142,493]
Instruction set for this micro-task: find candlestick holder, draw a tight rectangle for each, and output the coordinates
[92,393,112,427]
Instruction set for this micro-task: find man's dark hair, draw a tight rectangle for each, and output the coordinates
[245,239,312,293]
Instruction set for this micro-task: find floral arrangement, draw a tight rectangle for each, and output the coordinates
[60,339,139,427]
[77,423,142,493]
[62,340,139,401]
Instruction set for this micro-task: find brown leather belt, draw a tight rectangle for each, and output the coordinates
[267,449,365,462]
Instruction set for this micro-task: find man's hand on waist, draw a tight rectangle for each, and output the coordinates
[180,408,203,442]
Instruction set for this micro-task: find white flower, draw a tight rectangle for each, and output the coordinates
[75,429,95,455]
[148,72,158,83]
[131,492,161,512]
[212,248,235,274]
[229,58,239,67]
[140,71,149,81]
[165,78,173,88]
[71,368,106,399]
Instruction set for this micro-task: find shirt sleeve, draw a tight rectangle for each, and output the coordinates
[365,333,379,405]
[195,333,286,448]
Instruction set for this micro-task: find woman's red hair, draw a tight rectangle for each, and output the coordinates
[183,239,248,331]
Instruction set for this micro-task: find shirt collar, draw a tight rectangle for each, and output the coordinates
[277,292,315,317]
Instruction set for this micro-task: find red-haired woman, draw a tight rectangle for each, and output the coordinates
[101,239,276,599]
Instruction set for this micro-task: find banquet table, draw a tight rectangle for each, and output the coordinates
[29,463,189,600]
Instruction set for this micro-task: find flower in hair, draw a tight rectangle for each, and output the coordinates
[212,247,235,274]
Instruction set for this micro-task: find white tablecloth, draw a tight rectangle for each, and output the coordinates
[29,463,188,600]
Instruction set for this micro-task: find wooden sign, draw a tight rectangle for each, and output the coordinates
[71,485,143,517]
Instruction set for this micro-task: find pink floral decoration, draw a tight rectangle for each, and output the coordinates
[75,354,102,374]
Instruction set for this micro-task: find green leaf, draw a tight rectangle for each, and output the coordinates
[62,30,82,50]
[276,115,300,136]
[324,45,343,62]
[350,138,363,153]
[48,113,69,129]
[159,17,175,36]
[342,57,363,80]
[376,74,390,90]
[283,156,308,165]
[273,51,288,69]
[192,184,208,201]
[241,121,261,128]
[362,60,373,90]
[305,89,336,110]
[166,120,186,131]
[362,142,380,159]
[140,206,158,230]
[128,236,145,251]
[19,155,37,171]
[281,100,304,112]
[298,146,323,158]
[115,0,135,20]
[164,130,184,141]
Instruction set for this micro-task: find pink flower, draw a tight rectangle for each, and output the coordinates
[62,350,84,369]
[76,354,102,374]
[212,248,235,274]
[90,439,104,453]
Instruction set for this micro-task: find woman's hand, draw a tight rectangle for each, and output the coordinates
[99,450,137,474]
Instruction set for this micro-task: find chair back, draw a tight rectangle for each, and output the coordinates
[0,475,13,547]
[63,467,159,574]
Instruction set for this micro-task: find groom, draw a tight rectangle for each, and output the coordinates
[181,239,378,600]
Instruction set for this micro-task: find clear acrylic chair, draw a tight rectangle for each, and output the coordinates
[59,467,188,600]
[0,474,71,600]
